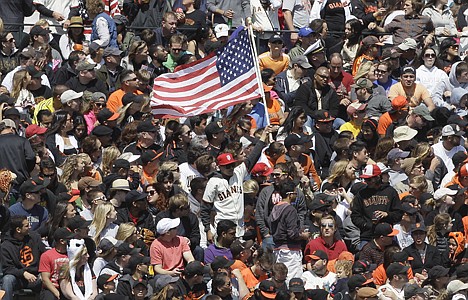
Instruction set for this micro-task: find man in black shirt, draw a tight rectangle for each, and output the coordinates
[65,61,108,95]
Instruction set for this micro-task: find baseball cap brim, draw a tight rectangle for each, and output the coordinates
[387,228,400,237]
[108,112,120,121]
[261,291,277,299]
[305,254,321,261]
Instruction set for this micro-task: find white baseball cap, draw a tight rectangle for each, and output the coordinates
[157,218,181,235]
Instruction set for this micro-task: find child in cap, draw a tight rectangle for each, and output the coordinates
[96,274,118,298]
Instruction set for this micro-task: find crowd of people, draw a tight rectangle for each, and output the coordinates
[0,0,467,300]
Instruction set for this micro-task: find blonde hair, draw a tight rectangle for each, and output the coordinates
[159,161,179,173]
[60,245,88,280]
[427,213,451,246]
[60,154,81,190]
[411,142,431,162]
[0,17,4,33]
[136,69,151,83]
[243,179,259,195]
[168,194,188,212]
[334,260,352,277]
[409,175,428,192]
[11,70,29,100]
[327,160,349,183]
[91,202,115,244]
[101,146,121,176]
[115,222,136,242]
[35,19,50,27]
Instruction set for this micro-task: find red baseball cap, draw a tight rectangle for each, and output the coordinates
[217,153,238,166]
[251,163,273,177]
[360,164,382,179]
[25,124,47,139]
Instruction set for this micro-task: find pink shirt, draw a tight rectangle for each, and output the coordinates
[150,236,190,271]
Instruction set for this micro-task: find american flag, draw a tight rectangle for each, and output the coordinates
[150,27,262,118]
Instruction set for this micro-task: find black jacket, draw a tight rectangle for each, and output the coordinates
[65,77,109,95]
[154,210,201,249]
[115,207,156,234]
[351,184,403,241]
[117,274,153,298]
[311,128,339,179]
[1,232,46,278]
[293,81,339,120]
[52,64,77,85]
[274,71,310,109]
[403,243,442,273]
[0,133,35,185]
[0,0,34,31]
[269,202,302,247]
[255,184,307,238]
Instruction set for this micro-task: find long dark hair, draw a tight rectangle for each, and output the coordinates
[281,106,307,135]
[345,19,363,48]
[46,110,70,137]
[438,38,459,61]
[415,47,443,69]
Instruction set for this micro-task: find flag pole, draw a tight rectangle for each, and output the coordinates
[247,24,270,126]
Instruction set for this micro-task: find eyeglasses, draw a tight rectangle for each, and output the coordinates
[271,172,288,177]
[92,196,107,202]
[316,74,329,79]
[321,223,334,228]
[424,53,436,58]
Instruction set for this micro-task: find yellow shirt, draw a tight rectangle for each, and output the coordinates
[33,97,55,124]
[339,120,361,138]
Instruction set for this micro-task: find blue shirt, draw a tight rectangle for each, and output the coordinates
[374,78,398,95]
[9,203,48,231]
[249,102,268,129]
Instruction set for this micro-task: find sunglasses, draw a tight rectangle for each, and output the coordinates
[94,102,105,108]
[6,38,14,43]
[271,173,287,177]
[147,190,156,196]
[321,223,334,228]
[424,53,436,58]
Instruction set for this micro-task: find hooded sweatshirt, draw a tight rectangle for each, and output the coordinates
[0,232,46,278]
[450,87,468,116]
[269,202,302,249]
[449,61,468,90]
[417,64,451,108]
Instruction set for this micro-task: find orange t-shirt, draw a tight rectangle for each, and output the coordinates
[231,260,248,272]
[372,263,414,286]
[241,267,268,290]
[258,52,290,75]
[107,89,143,113]
[377,112,396,136]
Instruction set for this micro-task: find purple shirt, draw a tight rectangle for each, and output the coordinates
[204,243,233,264]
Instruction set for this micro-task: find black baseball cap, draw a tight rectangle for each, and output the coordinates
[67,215,92,231]
[205,120,224,136]
[54,227,75,241]
[284,133,312,149]
[92,125,113,137]
[386,262,409,278]
[97,274,118,290]
[125,190,148,204]
[348,274,374,291]
[210,256,234,271]
[289,278,305,293]
[116,242,141,256]
[137,120,158,133]
[184,261,211,276]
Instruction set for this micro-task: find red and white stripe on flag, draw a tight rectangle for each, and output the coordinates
[150,54,261,118]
